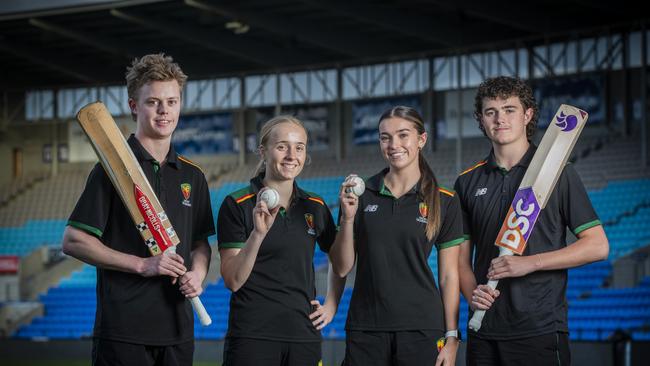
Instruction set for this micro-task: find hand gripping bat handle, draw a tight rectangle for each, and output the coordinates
[468,247,513,332]
[164,248,212,326]
[468,278,499,331]
[189,295,212,326]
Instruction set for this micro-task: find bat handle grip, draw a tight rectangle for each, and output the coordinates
[468,247,513,332]
[164,247,212,326]
[190,296,212,326]
[468,279,499,331]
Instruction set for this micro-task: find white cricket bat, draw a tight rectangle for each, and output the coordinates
[76,101,212,326]
[468,104,588,331]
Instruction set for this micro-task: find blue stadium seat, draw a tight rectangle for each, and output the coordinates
[8,178,650,342]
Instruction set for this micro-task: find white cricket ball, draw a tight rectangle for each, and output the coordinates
[345,175,365,197]
[259,188,280,209]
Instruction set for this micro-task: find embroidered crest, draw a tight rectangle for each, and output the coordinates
[417,202,428,224]
[181,183,192,207]
[305,213,316,235]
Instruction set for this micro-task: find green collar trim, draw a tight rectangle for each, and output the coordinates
[379,180,394,198]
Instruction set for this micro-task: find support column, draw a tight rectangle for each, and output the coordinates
[238,76,246,166]
[642,26,649,167]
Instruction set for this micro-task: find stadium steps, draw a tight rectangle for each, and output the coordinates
[0,164,93,226]
[0,172,49,208]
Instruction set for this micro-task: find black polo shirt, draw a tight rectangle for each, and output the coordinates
[67,135,215,346]
[216,174,337,342]
[346,168,464,332]
[454,144,601,340]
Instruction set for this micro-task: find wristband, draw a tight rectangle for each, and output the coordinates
[445,329,461,340]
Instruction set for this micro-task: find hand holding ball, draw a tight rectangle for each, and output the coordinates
[344,175,365,197]
[259,188,280,209]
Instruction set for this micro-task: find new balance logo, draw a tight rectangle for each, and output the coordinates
[364,204,378,212]
[475,188,488,196]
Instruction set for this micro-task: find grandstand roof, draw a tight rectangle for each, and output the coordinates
[0,0,647,91]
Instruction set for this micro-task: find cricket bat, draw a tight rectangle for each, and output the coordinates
[468,104,588,331]
[76,101,212,326]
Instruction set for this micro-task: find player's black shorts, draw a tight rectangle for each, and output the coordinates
[343,329,443,366]
[466,332,570,366]
[92,338,194,366]
[223,337,321,366]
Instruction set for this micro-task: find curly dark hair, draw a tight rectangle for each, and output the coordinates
[473,76,538,139]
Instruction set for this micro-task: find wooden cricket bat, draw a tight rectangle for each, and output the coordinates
[76,101,212,326]
[468,104,588,331]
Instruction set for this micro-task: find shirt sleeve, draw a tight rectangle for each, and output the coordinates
[67,163,112,238]
[317,204,337,253]
[436,193,465,250]
[217,196,248,249]
[192,173,216,245]
[559,164,601,235]
[453,178,472,240]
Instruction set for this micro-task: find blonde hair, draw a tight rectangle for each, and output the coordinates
[253,115,309,177]
[125,53,187,101]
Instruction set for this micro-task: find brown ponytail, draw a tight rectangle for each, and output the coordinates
[418,154,441,241]
[379,106,441,241]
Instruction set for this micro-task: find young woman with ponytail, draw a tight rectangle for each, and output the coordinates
[329,106,464,366]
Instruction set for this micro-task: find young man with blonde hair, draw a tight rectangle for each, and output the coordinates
[63,54,214,366]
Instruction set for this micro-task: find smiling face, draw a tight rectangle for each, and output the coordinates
[479,96,532,147]
[378,117,426,172]
[260,122,308,182]
[129,80,181,141]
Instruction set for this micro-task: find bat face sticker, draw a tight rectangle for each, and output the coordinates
[555,112,578,132]
[495,187,541,254]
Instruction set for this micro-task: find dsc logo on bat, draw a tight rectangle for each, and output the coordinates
[495,187,541,254]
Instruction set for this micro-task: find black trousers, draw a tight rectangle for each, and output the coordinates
[223,337,321,366]
[466,332,571,366]
[92,338,194,366]
[343,330,443,366]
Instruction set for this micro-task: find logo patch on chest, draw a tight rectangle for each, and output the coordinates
[181,183,192,207]
[417,202,428,224]
[304,213,316,235]
[475,187,487,196]
[364,204,378,212]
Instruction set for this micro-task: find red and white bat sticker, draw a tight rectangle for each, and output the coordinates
[134,184,174,253]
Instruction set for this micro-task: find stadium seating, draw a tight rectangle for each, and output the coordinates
[589,179,650,223]
[0,220,66,256]
[569,279,650,341]
[15,273,233,340]
[15,255,648,342]
[6,174,650,342]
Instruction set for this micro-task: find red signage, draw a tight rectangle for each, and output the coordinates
[0,256,19,274]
